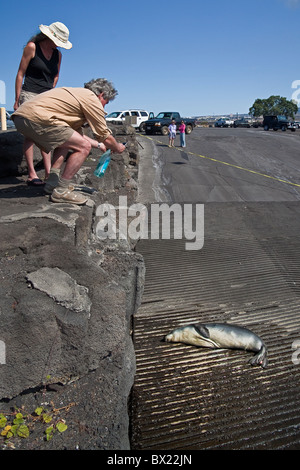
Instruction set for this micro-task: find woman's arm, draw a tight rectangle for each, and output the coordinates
[14,42,36,110]
[53,50,62,88]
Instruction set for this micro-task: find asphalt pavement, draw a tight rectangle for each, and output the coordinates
[138,126,300,203]
[132,126,300,450]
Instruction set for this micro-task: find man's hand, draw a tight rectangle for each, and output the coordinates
[103,135,126,154]
[115,143,126,154]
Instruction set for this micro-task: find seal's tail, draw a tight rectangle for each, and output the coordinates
[249,345,268,368]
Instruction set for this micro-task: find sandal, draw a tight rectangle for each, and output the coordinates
[50,186,88,205]
[27,178,45,186]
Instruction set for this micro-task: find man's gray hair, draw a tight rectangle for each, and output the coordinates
[84,78,118,102]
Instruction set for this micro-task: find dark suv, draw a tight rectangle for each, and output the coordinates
[263,115,295,132]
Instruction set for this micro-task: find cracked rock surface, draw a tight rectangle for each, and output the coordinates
[0,126,144,450]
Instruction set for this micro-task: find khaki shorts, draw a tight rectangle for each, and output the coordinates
[19,90,39,106]
[13,116,74,153]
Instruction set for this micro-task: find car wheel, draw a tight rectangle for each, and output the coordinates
[139,122,145,132]
[161,126,169,136]
[185,125,192,134]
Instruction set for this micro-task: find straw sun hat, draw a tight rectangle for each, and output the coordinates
[39,22,72,49]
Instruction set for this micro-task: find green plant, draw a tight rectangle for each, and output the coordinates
[0,412,29,439]
[0,402,74,444]
[34,405,68,441]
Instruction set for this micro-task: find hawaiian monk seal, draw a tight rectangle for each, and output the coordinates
[164,323,268,368]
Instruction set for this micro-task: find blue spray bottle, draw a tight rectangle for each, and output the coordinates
[93,149,111,178]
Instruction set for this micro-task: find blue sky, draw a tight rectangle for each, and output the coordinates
[1,0,300,116]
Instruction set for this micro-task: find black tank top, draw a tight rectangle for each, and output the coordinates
[23,42,59,94]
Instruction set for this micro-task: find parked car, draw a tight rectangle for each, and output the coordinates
[252,120,263,128]
[144,112,197,135]
[105,109,153,132]
[263,115,295,132]
[233,119,251,128]
[288,122,297,131]
[4,110,15,129]
[214,118,234,128]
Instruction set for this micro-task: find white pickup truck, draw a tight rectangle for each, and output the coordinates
[105,109,154,132]
[214,118,234,128]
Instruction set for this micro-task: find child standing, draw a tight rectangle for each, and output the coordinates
[179,120,186,147]
[168,120,177,147]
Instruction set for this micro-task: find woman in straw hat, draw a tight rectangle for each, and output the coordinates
[14,22,72,186]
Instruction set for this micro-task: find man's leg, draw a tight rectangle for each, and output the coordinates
[44,147,69,195]
[53,131,92,179]
[50,132,92,205]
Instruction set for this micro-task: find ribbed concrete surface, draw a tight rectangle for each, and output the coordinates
[131,203,300,450]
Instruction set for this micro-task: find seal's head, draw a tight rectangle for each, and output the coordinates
[165,325,195,343]
[164,324,215,348]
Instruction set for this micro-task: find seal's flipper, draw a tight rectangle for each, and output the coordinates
[193,324,210,339]
[249,345,268,368]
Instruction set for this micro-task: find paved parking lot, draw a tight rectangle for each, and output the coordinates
[141,126,300,203]
[131,127,300,450]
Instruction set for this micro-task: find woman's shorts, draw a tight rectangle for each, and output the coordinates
[13,115,74,153]
[19,90,39,106]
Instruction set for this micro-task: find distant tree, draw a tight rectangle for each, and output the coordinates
[249,95,298,119]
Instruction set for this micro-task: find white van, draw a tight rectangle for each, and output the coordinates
[105,109,154,131]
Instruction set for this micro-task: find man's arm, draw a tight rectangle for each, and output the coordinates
[102,134,125,153]
[83,134,125,153]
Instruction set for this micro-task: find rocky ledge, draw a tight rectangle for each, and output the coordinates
[0,125,145,450]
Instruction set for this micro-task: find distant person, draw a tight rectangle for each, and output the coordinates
[12,78,126,205]
[168,120,176,147]
[14,22,72,186]
[179,120,186,147]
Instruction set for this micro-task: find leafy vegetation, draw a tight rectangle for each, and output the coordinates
[249,95,298,119]
[0,402,74,446]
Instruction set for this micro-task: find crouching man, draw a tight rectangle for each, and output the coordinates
[12,78,125,205]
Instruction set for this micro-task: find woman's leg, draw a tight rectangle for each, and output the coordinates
[24,138,51,182]
[23,138,43,183]
[41,150,52,180]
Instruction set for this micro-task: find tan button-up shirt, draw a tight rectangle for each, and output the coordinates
[13,87,112,142]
